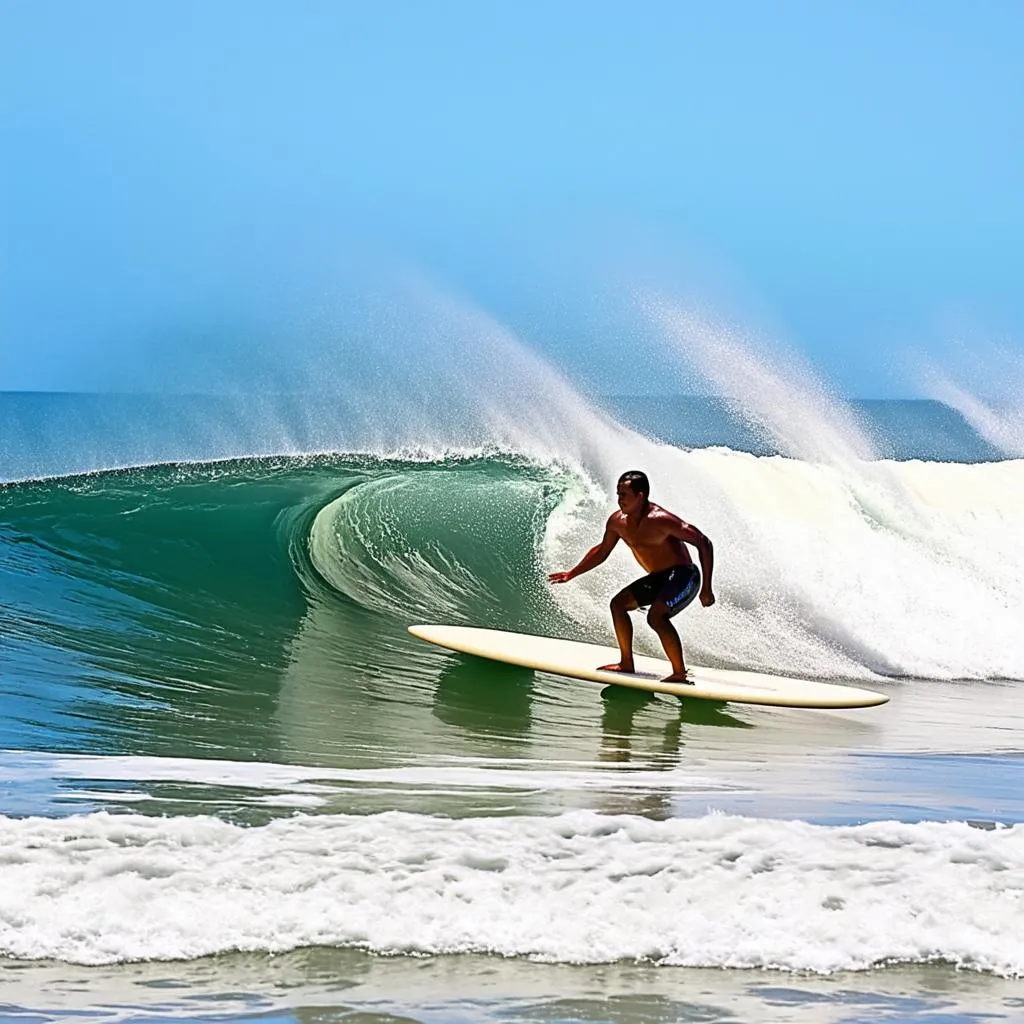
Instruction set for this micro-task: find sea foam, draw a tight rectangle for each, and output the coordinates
[545,447,1024,681]
[1,809,1021,975]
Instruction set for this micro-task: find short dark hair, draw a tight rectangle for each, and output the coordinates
[618,470,649,497]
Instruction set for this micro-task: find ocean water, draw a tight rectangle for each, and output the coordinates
[1,387,1023,1023]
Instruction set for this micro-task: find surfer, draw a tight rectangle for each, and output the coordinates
[548,470,715,682]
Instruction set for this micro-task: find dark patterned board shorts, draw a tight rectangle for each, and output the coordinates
[626,564,701,617]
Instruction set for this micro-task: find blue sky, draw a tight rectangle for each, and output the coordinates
[3,0,1023,395]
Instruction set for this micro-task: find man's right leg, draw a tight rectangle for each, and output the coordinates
[600,587,639,672]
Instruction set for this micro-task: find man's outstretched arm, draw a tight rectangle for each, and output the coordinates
[548,522,619,583]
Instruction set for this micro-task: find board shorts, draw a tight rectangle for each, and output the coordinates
[626,564,701,617]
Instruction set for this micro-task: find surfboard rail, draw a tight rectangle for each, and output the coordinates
[408,624,889,710]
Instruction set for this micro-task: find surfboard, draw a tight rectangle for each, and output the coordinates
[408,624,889,709]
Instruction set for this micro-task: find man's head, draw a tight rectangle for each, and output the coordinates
[616,470,650,514]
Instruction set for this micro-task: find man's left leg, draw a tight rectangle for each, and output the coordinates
[647,600,688,682]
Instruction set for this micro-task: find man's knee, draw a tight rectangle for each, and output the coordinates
[647,606,671,630]
[610,590,634,615]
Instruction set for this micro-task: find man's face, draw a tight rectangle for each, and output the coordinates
[616,481,645,515]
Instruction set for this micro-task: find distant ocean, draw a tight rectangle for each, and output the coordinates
[2,390,1022,1024]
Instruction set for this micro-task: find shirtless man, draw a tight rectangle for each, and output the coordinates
[548,470,715,682]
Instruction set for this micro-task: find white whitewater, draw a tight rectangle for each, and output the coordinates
[1,809,1021,976]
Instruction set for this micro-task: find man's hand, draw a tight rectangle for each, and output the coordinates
[548,571,574,584]
[700,589,716,607]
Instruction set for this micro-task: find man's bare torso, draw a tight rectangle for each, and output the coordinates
[610,502,693,574]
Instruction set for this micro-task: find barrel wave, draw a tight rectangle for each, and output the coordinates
[3,447,1023,744]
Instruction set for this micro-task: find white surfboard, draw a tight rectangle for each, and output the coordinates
[409,624,889,709]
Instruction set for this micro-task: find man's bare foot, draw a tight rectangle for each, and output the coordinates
[662,671,693,684]
[599,662,635,673]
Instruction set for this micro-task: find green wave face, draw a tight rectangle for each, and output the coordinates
[0,453,576,759]
[307,461,568,627]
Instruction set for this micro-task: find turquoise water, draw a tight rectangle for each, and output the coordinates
[1,392,1023,1022]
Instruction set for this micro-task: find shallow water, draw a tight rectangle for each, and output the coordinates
[6,951,1024,1024]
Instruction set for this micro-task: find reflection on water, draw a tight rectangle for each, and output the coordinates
[432,654,534,743]
[599,688,664,764]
